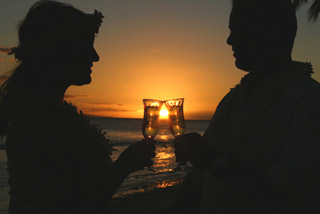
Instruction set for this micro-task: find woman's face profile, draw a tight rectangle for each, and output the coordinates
[64,33,100,86]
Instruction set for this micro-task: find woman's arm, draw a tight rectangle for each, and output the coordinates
[103,140,156,199]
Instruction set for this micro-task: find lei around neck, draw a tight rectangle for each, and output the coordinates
[60,101,113,158]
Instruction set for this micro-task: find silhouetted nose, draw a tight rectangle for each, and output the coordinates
[92,48,99,62]
[227,34,232,46]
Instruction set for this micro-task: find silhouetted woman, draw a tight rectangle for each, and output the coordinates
[0,1,155,213]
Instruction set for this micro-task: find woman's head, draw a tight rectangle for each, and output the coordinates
[12,0,102,85]
[0,1,103,136]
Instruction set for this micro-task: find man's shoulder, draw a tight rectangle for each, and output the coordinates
[287,62,320,94]
[284,76,320,115]
[290,75,320,97]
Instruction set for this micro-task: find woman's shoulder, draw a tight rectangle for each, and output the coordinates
[8,97,112,160]
[9,96,69,127]
[9,97,99,138]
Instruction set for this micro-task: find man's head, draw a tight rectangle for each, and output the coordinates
[227,0,297,72]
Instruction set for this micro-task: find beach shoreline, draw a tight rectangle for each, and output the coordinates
[112,185,179,214]
[0,148,184,214]
[0,182,181,214]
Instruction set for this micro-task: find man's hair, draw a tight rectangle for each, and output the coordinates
[231,0,297,55]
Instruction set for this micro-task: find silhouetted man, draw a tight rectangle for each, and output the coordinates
[171,0,320,213]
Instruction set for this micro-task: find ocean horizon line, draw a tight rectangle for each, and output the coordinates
[86,115,210,122]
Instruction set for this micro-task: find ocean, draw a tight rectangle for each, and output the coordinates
[0,118,209,212]
[91,118,209,196]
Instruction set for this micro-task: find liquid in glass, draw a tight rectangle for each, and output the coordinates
[165,98,186,137]
[142,99,163,139]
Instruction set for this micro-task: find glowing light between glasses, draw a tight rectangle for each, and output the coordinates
[159,107,168,119]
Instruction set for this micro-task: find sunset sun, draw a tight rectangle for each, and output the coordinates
[159,106,169,119]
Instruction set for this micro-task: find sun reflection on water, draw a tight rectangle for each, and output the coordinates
[156,151,174,160]
[155,180,181,189]
[160,135,169,140]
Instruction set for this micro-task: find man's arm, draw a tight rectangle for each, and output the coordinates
[168,167,204,214]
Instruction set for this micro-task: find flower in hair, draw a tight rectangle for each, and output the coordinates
[87,10,104,34]
[7,47,21,62]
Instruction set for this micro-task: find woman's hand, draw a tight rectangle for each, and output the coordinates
[174,132,213,168]
[115,139,156,174]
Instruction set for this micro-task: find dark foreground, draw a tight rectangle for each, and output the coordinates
[112,186,178,214]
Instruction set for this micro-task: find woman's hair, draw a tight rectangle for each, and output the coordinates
[0,0,103,136]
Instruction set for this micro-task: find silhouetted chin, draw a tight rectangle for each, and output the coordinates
[235,59,252,72]
[70,66,93,85]
[73,76,92,86]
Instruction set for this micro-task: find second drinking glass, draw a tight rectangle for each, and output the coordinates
[165,98,186,137]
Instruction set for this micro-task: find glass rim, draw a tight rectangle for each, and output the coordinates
[143,99,163,102]
[164,98,184,102]
[142,98,184,102]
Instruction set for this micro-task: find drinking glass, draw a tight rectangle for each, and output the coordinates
[165,98,186,170]
[165,98,186,137]
[142,99,162,171]
[142,99,163,139]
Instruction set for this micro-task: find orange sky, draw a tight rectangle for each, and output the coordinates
[1,1,320,120]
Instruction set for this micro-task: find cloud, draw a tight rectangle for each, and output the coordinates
[7,59,15,63]
[65,100,131,116]
[0,75,8,82]
[83,102,124,106]
[186,111,214,120]
[85,107,130,113]
[64,94,91,99]
[0,46,15,63]
[0,47,12,54]
[74,102,130,114]
[0,58,15,63]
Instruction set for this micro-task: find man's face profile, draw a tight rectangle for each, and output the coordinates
[227,9,267,72]
[227,0,297,72]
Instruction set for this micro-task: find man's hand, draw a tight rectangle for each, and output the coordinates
[174,132,213,168]
[115,139,156,174]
